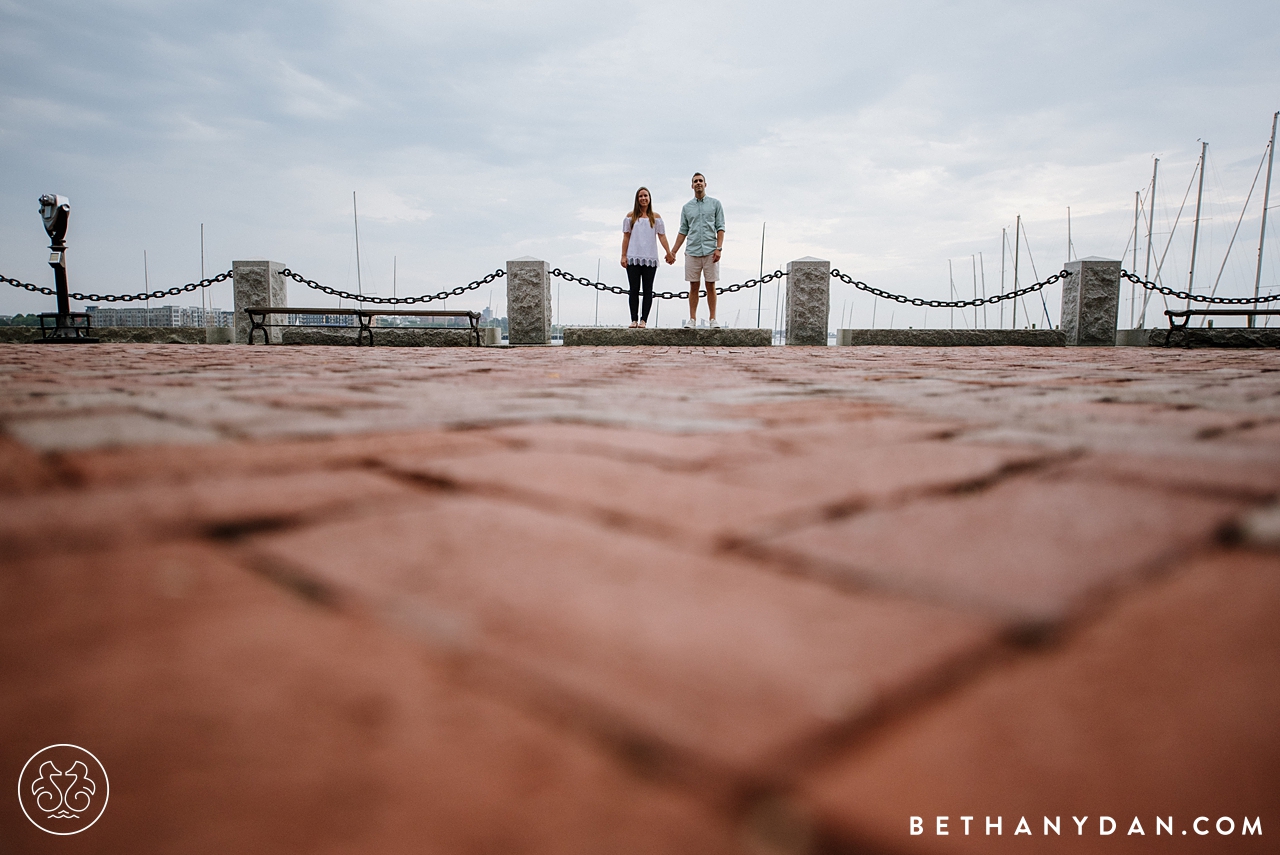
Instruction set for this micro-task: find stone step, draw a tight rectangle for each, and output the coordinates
[837,329,1065,346]
[562,327,773,346]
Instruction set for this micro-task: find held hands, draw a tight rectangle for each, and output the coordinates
[664,252,676,265]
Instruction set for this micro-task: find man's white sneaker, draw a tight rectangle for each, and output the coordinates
[709,319,721,329]
[681,319,694,328]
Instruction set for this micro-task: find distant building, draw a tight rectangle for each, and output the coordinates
[481,306,493,323]
[86,305,233,328]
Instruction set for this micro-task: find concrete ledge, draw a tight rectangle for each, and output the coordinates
[1143,327,1280,348]
[562,327,773,347]
[279,327,476,347]
[837,329,1065,346]
[0,327,232,344]
[1115,329,1158,347]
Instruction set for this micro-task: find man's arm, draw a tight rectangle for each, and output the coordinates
[713,230,724,262]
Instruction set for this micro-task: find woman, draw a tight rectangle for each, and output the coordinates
[620,187,672,328]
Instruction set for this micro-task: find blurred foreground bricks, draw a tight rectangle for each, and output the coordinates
[1,343,1277,854]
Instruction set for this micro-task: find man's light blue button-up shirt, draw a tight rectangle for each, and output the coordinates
[678,196,725,257]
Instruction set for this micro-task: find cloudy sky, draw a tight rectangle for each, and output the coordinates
[2,0,1278,329]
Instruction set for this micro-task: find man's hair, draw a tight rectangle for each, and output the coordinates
[692,172,705,181]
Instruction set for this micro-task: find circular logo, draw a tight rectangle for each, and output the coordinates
[18,744,109,835]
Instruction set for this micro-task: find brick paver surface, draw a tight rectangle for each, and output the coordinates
[1,343,1277,853]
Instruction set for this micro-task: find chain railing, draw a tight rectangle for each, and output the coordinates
[281,267,504,305]
[1120,269,1280,304]
[3,270,233,302]
[830,268,1070,308]
[549,266,785,300]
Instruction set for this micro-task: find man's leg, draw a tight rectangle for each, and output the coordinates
[706,283,717,321]
[687,281,700,320]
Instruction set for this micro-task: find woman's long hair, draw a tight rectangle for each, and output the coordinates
[629,187,658,228]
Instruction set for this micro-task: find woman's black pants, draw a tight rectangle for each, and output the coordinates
[627,263,656,322]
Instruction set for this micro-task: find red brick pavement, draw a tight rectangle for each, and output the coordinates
[1,343,1277,854]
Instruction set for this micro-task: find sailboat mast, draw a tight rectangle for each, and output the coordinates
[971,254,978,330]
[757,222,766,328]
[353,191,363,300]
[1067,207,1073,262]
[1140,158,1159,328]
[1186,141,1208,308]
[1253,112,1279,327]
[1000,228,1007,329]
[1130,191,1139,327]
[1012,215,1021,329]
[979,252,987,329]
[949,259,955,329]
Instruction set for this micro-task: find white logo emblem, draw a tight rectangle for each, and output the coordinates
[18,744,109,835]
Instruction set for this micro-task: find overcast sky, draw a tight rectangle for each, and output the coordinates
[2,0,1278,329]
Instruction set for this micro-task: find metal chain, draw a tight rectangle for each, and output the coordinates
[1120,269,1280,305]
[2,269,234,302]
[282,268,503,304]
[830,268,1069,308]
[1,275,55,297]
[550,266,785,300]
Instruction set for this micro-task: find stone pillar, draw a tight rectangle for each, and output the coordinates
[507,257,551,345]
[786,257,830,346]
[232,260,288,344]
[1060,257,1121,346]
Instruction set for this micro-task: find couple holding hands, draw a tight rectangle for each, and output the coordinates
[620,172,725,328]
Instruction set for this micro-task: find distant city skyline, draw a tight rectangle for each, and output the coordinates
[2,1,1278,329]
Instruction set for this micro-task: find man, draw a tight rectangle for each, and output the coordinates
[667,173,725,328]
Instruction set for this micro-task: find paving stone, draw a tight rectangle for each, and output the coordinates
[0,434,56,493]
[800,551,1280,854]
[56,427,503,487]
[759,475,1243,624]
[380,448,824,543]
[710,437,1051,512]
[0,468,422,557]
[0,542,737,854]
[1060,450,1280,501]
[245,494,997,789]
[6,411,226,450]
[1232,501,1280,550]
[484,421,758,470]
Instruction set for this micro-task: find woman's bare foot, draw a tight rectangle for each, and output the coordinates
[638,320,646,328]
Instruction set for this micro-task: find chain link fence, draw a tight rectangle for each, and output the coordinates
[2,270,233,303]
[281,267,504,305]
[549,266,786,300]
[12,262,1274,316]
[830,268,1070,308]
[1120,269,1280,304]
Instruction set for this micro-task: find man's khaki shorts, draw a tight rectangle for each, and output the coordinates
[684,253,719,284]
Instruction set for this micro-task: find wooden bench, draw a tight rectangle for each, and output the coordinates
[1162,309,1280,346]
[245,307,483,347]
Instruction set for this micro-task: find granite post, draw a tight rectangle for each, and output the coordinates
[786,257,830,346]
[507,257,552,345]
[1060,257,1121,346]
[232,260,288,344]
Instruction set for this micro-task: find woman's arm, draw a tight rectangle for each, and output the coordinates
[620,230,631,268]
